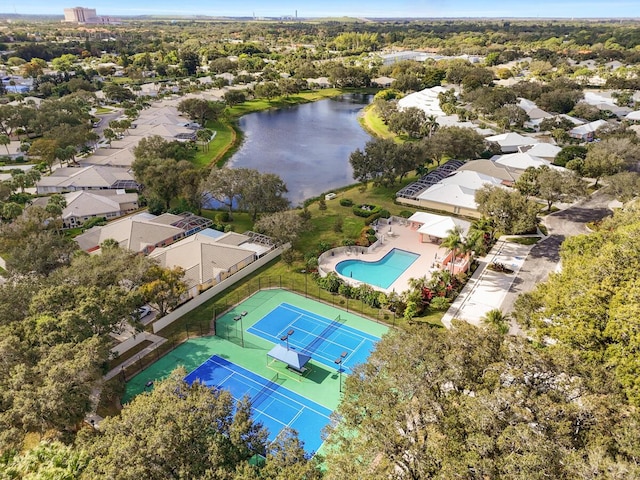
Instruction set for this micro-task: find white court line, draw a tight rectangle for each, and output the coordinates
[208,358,333,419]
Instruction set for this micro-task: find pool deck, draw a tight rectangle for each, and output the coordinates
[321,221,449,294]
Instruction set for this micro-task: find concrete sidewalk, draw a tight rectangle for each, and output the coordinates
[442,238,533,330]
[104,332,167,381]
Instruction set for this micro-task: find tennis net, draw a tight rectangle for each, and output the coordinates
[251,373,279,410]
[301,314,344,356]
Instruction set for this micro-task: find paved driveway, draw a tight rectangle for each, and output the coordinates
[500,191,613,320]
[443,190,614,332]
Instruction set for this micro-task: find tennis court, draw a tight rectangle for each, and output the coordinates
[185,355,331,453]
[247,302,380,373]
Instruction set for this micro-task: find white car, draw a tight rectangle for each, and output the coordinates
[134,305,152,319]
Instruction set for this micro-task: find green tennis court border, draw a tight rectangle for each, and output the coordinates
[124,289,389,414]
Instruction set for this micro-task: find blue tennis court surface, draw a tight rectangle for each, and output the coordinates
[247,302,380,374]
[184,355,331,453]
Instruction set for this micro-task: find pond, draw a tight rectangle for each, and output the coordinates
[226,93,373,206]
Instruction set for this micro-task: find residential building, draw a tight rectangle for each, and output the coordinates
[519,143,562,162]
[568,119,609,142]
[457,159,520,183]
[31,190,138,229]
[35,166,139,194]
[492,152,554,172]
[74,211,212,253]
[398,170,504,218]
[149,230,273,298]
[485,132,539,153]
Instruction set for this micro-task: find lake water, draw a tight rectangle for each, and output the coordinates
[226,93,372,206]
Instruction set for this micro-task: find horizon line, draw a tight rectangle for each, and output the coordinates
[1,13,639,20]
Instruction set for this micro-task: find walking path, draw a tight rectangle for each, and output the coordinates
[444,190,615,333]
[441,238,532,330]
[104,332,167,381]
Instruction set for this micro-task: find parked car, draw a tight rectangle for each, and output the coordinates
[132,305,152,319]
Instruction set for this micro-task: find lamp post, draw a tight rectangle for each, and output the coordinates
[334,351,348,393]
[334,358,343,393]
[281,329,294,350]
[233,315,244,347]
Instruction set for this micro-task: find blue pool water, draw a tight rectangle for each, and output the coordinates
[335,248,419,289]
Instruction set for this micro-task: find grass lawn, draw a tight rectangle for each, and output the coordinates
[295,178,419,253]
[192,119,236,168]
[505,236,541,245]
[200,209,255,234]
[360,104,398,141]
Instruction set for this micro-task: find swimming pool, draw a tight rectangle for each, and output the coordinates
[335,248,419,289]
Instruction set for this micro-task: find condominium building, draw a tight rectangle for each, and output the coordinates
[63,7,97,23]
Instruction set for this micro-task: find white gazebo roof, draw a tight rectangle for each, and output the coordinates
[409,212,471,239]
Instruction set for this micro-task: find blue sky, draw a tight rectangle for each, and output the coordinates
[7,0,640,17]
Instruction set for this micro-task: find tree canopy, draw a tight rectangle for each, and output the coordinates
[324,322,640,479]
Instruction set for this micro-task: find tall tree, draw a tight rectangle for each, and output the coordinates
[323,322,640,479]
[0,133,9,155]
[28,138,58,173]
[422,126,485,164]
[254,210,304,246]
[203,167,253,220]
[177,98,222,126]
[441,226,465,274]
[240,172,290,221]
[80,369,268,479]
[139,265,187,317]
[475,185,539,235]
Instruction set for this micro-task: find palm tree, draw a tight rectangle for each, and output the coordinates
[482,309,510,335]
[0,134,10,155]
[422,115,440,138]
[469,217,495,254]
[441,226,464,274]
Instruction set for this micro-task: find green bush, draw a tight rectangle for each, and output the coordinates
[379,209,390,219]
[82,216,107,230]
[339,198,354,207]
[399,210,414,218]
[353,204,381,218]
[215,211,230,222]
[364,212,381,225]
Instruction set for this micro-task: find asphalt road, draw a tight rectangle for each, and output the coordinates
[501,190,615,318]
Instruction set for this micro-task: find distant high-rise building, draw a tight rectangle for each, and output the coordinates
[63,6,118,24]
[63,7,97,23]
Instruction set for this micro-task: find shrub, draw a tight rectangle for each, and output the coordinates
[379,209,390,219]
[399,210,414,218]
[281,248,297,265]
[82,216,107,230]
[364,212,381,225]
[429,296,451,311]
[339,198,354,207]
[338,283,353,298]
[317,272,343,293]
[488,262,513,274]
[216,211,230,222]
[317,241,332,253]
[353,204,381,217]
